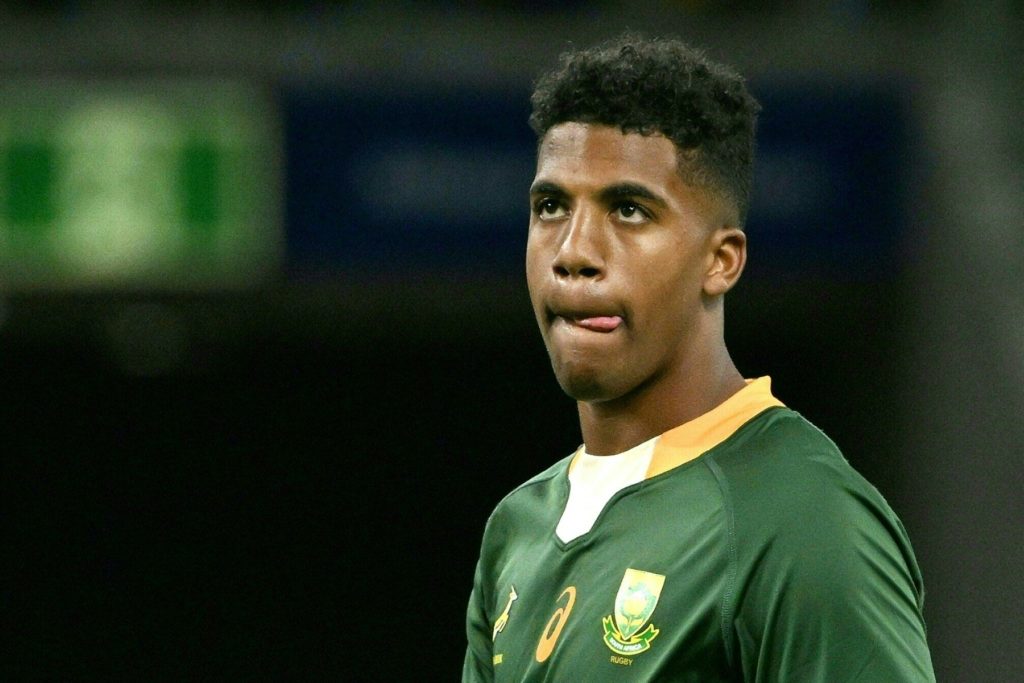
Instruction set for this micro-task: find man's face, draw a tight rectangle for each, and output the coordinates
[526,122,725,403]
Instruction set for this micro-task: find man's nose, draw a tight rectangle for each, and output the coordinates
[552,207,605,279]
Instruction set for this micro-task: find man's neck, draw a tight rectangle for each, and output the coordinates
[577,349,745,456]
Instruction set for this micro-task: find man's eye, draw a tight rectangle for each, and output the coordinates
[615,202,647,224]
[535,199,567,220]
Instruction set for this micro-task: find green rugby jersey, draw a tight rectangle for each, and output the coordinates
[463,378,934,682]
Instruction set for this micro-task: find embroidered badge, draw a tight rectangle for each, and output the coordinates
[602,568,665,656]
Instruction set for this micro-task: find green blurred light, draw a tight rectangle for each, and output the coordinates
[0,81,281,290]
[181,139,220,232]
[5,142,56,229]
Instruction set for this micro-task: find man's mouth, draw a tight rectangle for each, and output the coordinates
[572,316,623,332]
[550,312,624,333]
[546,297,626,334]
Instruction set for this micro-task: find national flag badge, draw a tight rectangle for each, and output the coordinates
[602,568,665,656]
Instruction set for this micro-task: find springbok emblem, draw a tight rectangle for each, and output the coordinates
[492,585,518,640]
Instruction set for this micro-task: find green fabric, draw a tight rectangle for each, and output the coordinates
[463,408,934,682]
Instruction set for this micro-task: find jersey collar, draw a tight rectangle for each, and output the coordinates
[568,377,784,478]
[645,376,783,478]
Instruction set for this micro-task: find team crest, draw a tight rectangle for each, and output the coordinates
[602,568,665,656]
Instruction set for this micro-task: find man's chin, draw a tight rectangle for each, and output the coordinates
[555,372,621,403]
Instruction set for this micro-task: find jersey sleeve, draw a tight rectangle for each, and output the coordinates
[714,418,935,682]
[462,554,494,683]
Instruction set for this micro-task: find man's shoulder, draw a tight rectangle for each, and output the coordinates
[714,409,932,679]
[723,405,839,455]
[504,451,573,500]
[483,452,574,526]
[713,407,855,490]
[712,407,915,569]
[711,407,898,534]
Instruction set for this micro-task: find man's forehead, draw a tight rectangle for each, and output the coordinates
[534,122,680,186]
[538,122,675,159]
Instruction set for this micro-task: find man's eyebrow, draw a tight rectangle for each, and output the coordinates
[530,180,667,207]
[598,183,667,208]
[529,180,567,197]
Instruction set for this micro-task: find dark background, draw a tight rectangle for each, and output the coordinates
[2,2,1022,680]
[5,282,907,679]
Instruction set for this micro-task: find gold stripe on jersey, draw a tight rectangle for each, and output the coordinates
[565,377,783,479]
[646,377,783,479]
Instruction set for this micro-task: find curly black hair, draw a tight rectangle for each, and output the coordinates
[530,34,761,224]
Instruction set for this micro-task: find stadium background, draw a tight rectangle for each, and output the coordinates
[2,2,1021,679]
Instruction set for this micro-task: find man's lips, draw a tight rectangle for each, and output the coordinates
[546,295,625,334]
[551,312,624,333]
[573,316,622,332]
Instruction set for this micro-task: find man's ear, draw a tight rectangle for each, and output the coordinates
[703,227,747,297]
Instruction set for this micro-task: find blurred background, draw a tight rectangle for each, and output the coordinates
[2,1,1021,679]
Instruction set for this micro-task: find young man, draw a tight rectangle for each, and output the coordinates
[463,36,934,681]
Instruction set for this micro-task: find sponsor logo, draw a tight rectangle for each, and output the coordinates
[535,586,576,663]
